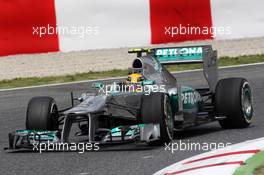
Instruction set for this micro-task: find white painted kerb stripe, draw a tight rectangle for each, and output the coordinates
[55,0,150,51]
[210,0,264,39]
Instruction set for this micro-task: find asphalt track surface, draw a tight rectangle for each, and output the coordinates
[0,64,264,175]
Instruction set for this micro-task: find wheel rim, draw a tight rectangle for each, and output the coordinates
[50,103,58,117]
[241,82,253,122]
[50,103,58,130]
[164,95,174,140]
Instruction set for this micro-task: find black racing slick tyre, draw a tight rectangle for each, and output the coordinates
[141,92,174,146]
[215,78,253,129]
[26,96,59,131]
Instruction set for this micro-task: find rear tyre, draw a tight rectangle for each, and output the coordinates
[141,92,174,146]
[215,78,253,128]
[26,96,59,131]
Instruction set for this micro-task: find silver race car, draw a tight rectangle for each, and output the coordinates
[6,45,253,150]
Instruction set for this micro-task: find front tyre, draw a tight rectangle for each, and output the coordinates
[141,92,174,146]
[26,96,59,131]
[215,78,253,128]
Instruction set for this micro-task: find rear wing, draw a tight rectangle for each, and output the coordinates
[128,45,218,92]
[129,45,215,64]
[154,46,207,65]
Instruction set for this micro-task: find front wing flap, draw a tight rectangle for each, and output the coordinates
[6,130,60,150]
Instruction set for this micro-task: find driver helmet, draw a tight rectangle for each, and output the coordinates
[126,73,144,84]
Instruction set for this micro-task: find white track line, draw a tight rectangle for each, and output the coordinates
[0,62,263,92]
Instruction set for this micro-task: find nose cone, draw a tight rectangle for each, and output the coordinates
[63,95,107,115]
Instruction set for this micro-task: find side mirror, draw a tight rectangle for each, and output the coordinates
[93,82,104,89]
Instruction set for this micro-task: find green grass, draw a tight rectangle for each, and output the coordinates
[0,69,128,89]
[255,164,264,175]
[1,54,264,89]
[233,151,264,175]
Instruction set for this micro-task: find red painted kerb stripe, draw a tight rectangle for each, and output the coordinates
[164,161,244,175]
[149,0,213,44]
[0,0,59,56]
[183,149,260,164]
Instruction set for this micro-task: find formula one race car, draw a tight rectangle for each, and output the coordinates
[6,45,253,150]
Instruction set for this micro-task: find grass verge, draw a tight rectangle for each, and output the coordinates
[0,54,264,89]
[233,151,264,175]
[254,163,264,175]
